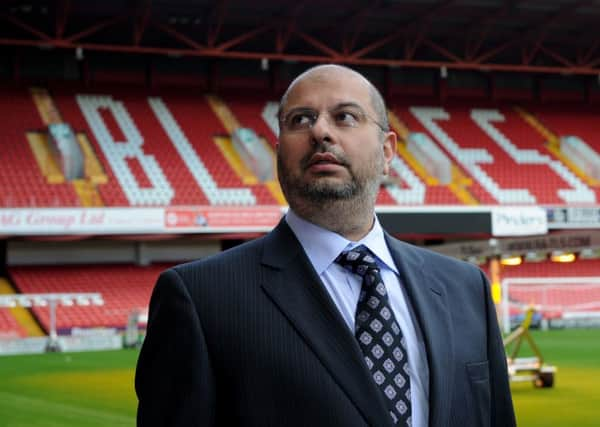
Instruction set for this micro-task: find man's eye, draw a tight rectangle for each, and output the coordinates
[289,113,314,127]
[334,111,359,126]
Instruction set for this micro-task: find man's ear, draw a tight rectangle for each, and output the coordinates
[382,131,397,176]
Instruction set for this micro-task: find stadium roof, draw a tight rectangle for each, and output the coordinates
[1,0,600,75]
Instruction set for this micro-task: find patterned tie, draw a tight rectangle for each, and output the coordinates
[336,245,411,426]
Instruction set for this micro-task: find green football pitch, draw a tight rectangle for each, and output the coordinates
[0,328,599,427]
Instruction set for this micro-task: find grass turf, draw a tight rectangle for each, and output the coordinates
[0,349,138,427]
[509,328,600,427]
[0,329,599,426]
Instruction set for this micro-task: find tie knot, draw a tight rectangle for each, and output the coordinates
[335,244,378,277]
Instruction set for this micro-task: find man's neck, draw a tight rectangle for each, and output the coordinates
[290,198,375,241]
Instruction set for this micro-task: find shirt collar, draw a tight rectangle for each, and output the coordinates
[285,209,398,275]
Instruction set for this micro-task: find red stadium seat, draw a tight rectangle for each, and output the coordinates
[9,264,172,332]
[2,86,600,208]
[0,307,28,338]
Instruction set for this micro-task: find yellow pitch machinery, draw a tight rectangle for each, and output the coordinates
[503,306,557,388]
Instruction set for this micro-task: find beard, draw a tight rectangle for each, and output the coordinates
[277,143,383,206]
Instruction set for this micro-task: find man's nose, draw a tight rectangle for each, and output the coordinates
[309,113,334,145]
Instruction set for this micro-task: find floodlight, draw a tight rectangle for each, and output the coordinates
[261,58,269,71]
[500,255,522,266]
[550,251,576,263]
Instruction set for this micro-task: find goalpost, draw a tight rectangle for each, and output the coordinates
[501,277,600,333]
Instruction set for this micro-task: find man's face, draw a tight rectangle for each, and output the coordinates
[277,69,396,207]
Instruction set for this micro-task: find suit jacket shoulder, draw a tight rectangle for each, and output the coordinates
[139,220,398,426]
[385,234,485,286]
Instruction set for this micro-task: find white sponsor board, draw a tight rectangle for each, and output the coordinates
[0,206,552,237]
[0,337,48,356]
[0,335,123,356]
[58,334,123,352]
[0,208,164,235]
[491,207,548,236]
[0,207,284,235]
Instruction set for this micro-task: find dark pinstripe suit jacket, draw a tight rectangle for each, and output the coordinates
[135,220,515,427]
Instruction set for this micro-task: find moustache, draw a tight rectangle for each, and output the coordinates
[300,148,350,171]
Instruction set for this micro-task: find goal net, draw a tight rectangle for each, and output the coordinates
[501,277,600,333]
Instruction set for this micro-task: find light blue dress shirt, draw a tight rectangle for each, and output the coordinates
[286,209,429,427]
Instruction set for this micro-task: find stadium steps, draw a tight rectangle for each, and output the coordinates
[31,87,106,206]
[72,133,107,206]
[30,87,63,125]
[26,132,65,184]
[206,95,286,205]
[0,87,80,206]
[205,94,241,134]
[389,110,441,186]
[72,179,104,207]
[264,180,287,205]
[448,166,479,205]
[0,278,45,337]
[513,106,560,145]
[214,136,259,185]
[76,133,108,185]
[395,141,438,185]
[388,111,438,183]
[388,110,478,205]
[28,87,65,184]
[388,110,411,141]
[214,136,286,204]
[26,128,105,207]
[514,106,600,187]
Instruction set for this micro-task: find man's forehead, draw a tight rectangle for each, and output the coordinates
[290,68,368,93]
[283,69,372,109]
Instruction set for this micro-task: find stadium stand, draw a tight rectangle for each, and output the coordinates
[221,92,278,148]
[8,263,172,333]
[1,2,599,425]
[530,104,600,182]
[394,100,598,205]
[500,258,600,278]
[0,277,45,338]
[0,308,27,338]
[222,91,409,205]
[0,86,81,207]
[533,104,600,152]
[489,259,600,321]
[3,84,600,209]
[51,87,281,206]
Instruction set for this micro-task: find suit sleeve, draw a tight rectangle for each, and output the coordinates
[135,268,215,426]
[480,270,517,427]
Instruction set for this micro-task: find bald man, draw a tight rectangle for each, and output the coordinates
[135,64,515,427]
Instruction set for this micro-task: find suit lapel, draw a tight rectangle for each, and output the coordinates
[385,234,452,427]
[261,221,393,427]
